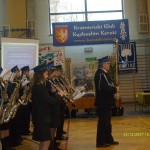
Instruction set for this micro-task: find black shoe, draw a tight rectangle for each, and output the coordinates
[96,143,111,147]
[55,136,68,140]
[110,141,119,145]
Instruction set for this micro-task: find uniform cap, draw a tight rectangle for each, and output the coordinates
[98,56,109,63]
[11,65,20,73]
[32,63,47,73]
[21,66,30,72]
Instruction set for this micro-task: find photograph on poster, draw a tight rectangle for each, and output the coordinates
[71,62,97,92]
[39,45,65,69]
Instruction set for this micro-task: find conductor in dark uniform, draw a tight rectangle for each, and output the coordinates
[94,56,119,148]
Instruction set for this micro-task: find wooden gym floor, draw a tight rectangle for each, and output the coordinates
[15,116,150,150]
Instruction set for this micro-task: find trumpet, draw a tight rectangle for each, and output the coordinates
[59,75,87,100]
[47,78,76,108]
[47,78,62,95]
[54,76,67,91]
[59,76,75,93]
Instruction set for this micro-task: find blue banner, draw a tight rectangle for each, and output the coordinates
[118,42,137,74]
[52,19,130,46]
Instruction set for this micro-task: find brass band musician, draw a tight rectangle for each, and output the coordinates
[7,65,23,147]
[0,67,14,150]
[45,62,64,150]
[54,65,68,141]
[31,63,65,150]
[19,66,32,135]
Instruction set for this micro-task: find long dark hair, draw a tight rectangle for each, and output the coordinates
[32,69,47,85]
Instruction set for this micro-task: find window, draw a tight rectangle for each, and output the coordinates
[49,0,123,34]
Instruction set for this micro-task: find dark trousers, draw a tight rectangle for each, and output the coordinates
[8,112,22,146]
[20,102,32,133]
[96,108,114,146]
[56,101,65,138]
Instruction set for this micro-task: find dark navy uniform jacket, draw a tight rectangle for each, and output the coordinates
[94,68,117,109]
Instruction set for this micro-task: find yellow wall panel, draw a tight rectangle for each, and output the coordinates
[6,0,26,28]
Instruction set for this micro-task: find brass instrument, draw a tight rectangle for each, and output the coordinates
[59,75,87,100]
[47,78,76,108]
[20,76,32,105]
[19,85,31,106]
[0,81,21,124]
[0,71,33,124]
[59,76,75,93]
[54,76,72,99]
[54,76,67,91]
[0,80,8,110]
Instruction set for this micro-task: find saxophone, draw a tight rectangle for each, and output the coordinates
[19,83,32,106]
[0,81,21,124]
[0,80,8,110]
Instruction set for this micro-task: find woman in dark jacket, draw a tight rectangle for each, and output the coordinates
[31,65,64,150]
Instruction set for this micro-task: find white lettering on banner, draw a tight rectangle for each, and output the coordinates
[73,25,103,30]
[100,31,117,35]
[119,63,136,69]
[72,31,99,37]
[103,24,115,28]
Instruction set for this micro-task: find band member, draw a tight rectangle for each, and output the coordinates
[94,56,119,147]
[31,64,64,150]
[54,65,68,141]
[0,67,15,150]
[20,65,32,135]
[46,63,64,150]
[7,65,23,147]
